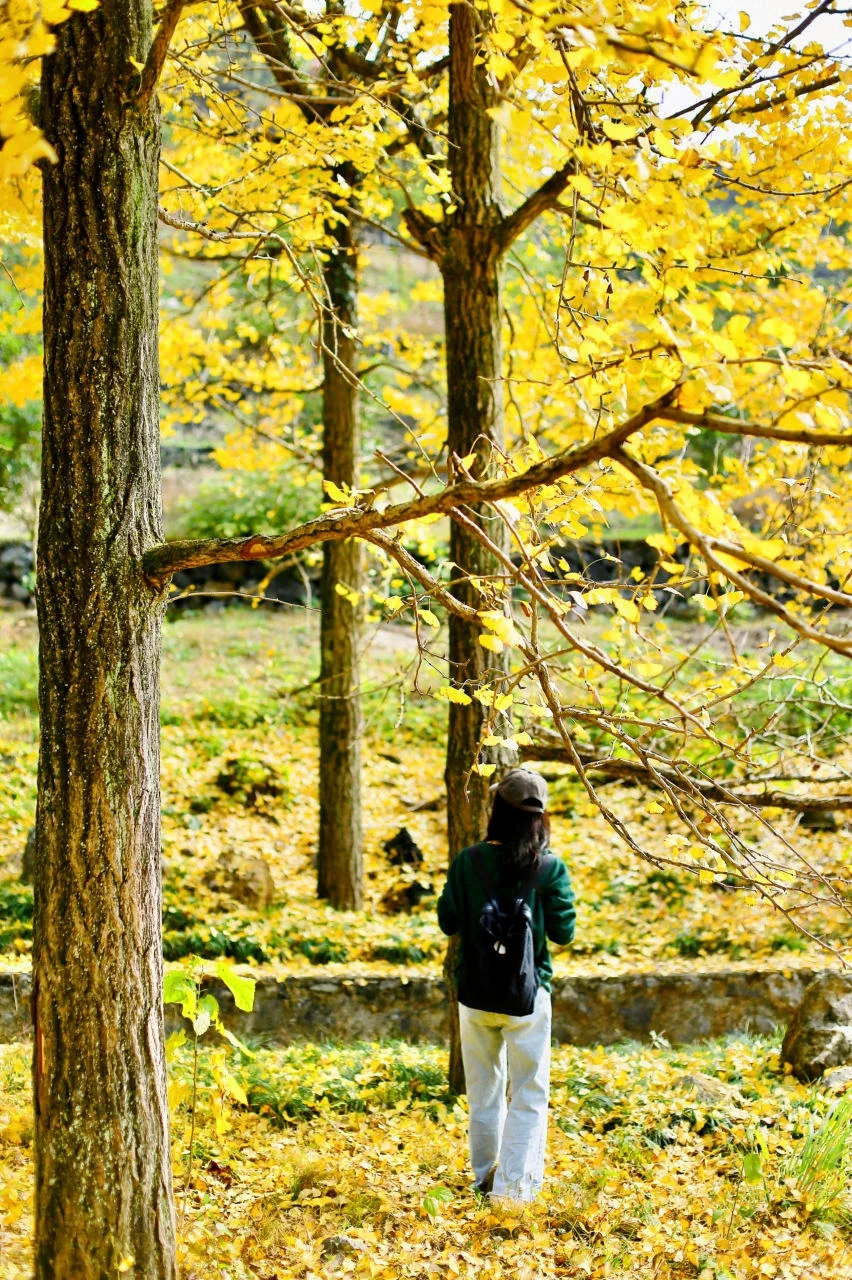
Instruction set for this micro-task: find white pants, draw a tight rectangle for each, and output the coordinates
[459,987,551,1201]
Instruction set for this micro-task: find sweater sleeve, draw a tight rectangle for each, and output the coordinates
[540,856,576,945]
[437,857,461,936]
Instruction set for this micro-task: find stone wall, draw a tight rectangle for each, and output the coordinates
[0,965,827,1047]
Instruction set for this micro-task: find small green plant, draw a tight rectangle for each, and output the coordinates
[672,928,731,958]
[163,959,257,1196]
[0,883,33,949]
[290,934,349,965]
[370,938,428,964]
[422,1184,453,1220]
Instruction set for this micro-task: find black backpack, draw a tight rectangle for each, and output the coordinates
[457,848,554,1017]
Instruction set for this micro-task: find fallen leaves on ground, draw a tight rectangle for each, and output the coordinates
[2,1033,852,1278]
[1,609,850,975]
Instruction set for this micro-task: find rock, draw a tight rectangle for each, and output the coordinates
[321,1235,366,1258]
[823,1065,852,1093]
[672,1073,743,1105]
[383,827,423,867]
[320,1235,367,1269]
[378,879,433,913]
[203,851,275,909]
[19,829,35,884]
[214,756,288,808]
[781,972,852,1081]
[0,542,33,584]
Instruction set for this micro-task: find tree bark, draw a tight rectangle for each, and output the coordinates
[441,0,509,1092]
[35,5,176,1277]
[317,205,364,909]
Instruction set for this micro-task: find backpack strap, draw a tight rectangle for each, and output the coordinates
[519,853,556,901]
[472,846,556,902]
[470,845,498,902]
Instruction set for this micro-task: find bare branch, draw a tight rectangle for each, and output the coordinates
[158,207,269,243]
[137,0,188,109]
[522,735,852,813]
[659,407,852,448]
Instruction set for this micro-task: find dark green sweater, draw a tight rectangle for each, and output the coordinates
[437,842,576,993]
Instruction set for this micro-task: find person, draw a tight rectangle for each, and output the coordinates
[437,767,575,1202]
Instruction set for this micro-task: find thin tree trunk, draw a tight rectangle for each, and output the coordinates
[230,10,366,911]
[35,5,176,1276]
[317,205,364,909]
[442,0,509,1092]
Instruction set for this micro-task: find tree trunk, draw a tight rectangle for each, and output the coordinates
[441,0,509,1092]
[35,6,176,1277]
[317,206,364,909]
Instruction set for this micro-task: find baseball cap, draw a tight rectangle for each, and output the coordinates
[490,767,549,813]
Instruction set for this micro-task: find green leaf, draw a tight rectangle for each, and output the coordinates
[219,1025,256,1058]
[163,971,197,1018]
[215,961,256,1012]
[198,993,219,1021]
[422,1185,453,1219]
[192,1009,212,1037]
[742,1151,763,1184]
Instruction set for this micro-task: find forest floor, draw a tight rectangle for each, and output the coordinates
[2,605,852,1277]
[2,1032,852,1278]
[1,604,849,974]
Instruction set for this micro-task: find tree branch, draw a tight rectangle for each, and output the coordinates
[706,72,841,129]
[143,385,852,585]
[236,0,315,103]
[658,406,852,448]
[142,385,679,583]
[497,158,576,254]
[613,448,852,659]
[137,0,188,109]
[522,735,852,813]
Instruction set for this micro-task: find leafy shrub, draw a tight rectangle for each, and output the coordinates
[370,939,429,964]
[0,883,33,924]
[671,928,732,958]
[0,403,40,515]
[162,924,269,964]
[769,931,809,953]
[171,467,322,542]
[290,935,349,965]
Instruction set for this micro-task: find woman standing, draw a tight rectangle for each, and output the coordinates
[437,768,575,1201]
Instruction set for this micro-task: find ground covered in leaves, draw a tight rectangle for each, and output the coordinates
[2,1033,852,1278]
[1,606,849,975]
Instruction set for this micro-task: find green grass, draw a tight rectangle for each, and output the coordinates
[0,645,38,719]
[237,1040,455,1121]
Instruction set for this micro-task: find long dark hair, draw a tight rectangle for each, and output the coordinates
[485,792,550,879]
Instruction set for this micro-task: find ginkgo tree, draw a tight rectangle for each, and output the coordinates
[147,0,852,1084]
[4,0,852,1272]
[148,0,452,909]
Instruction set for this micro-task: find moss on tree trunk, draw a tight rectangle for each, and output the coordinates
[35,3,176,1275]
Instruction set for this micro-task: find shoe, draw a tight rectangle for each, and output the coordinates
[474,1166,496,1195]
